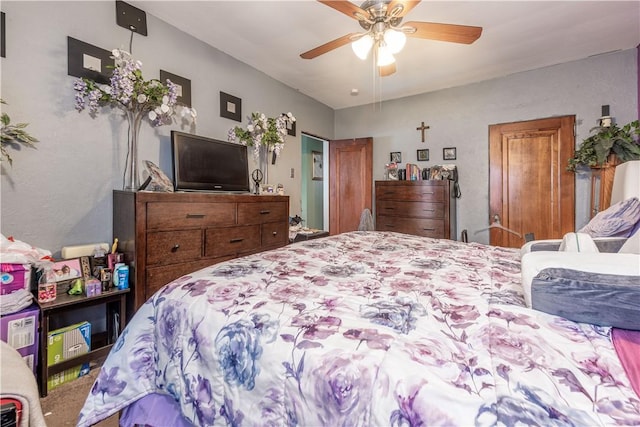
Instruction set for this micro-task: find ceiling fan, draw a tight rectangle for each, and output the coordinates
[300,0,482,77]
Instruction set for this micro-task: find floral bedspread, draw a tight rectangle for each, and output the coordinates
[78,231,640,426]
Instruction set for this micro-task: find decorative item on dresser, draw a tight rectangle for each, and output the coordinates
[375,180,457,239]
[113,190,289,319]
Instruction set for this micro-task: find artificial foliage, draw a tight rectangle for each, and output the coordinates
[0,99,38,166]
[228,111,296,160]
[567,120,640,171]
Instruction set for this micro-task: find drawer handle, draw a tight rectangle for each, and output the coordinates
[384,224,396,228]
[259,210,271,215]
[272,231,277,236]
[230,238,244,243]
[422,192,434,195]
[384,207,395,210]
[422,228,436,231]
[186,214,205,219]
[423,209,435,212]
[171,244,180,252]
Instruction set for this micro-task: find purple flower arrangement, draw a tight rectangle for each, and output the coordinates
[73,49,196,127]
[227,111,296,160]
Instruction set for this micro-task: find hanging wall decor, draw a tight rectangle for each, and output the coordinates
[443,147,457,160]
[417,149,429,161]
[220,91,241,122]
[160,70,191,107]
[1,12,5,58]
[67,37,114,84]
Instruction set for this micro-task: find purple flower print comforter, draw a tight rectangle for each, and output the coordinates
[78,231,640,426]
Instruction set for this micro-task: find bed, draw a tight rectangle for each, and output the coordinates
[78,231,640,426]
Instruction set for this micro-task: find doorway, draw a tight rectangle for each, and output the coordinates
[329,137,373,235]
[489,116,575,248]
[301,134,328,230]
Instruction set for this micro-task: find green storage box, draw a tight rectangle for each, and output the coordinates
[47,321,91,391]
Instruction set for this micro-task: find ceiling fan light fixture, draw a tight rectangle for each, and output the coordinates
[376,44,395,66]
[383,29,406,54]
[352,34,374,60]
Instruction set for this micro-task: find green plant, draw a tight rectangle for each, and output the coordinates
[567,120,640,171]
[1,99,38,166]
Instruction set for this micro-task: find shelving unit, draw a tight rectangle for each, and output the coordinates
[36,288,128,397]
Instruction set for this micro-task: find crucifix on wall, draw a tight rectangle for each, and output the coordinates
[416,121,430,143]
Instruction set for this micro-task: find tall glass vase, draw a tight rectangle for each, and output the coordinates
[124,111,143,191]
[258,145,269,185]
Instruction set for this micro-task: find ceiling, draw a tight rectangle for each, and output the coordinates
[132,1,640,110]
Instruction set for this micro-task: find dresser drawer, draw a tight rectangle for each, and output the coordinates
[205,225,260,258]
[376,183,445,202]
[145,258,230,299]
[146,229,202,265]
[261,221,289,247]
[237,202,288,225]
[146,202,236,229]
[376,200,444,219]
[376,215,445,238]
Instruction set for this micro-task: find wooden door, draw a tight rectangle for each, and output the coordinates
[329,137,373,235]
[489,116,575,248]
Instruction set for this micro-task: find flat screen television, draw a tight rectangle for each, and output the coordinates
[171,131,250,193]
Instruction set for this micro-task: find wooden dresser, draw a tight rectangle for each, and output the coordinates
[375,180,457,239]
[113,190,289,316]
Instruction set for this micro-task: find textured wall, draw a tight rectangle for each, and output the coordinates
[0,1,334,255]
[335,49,638,244]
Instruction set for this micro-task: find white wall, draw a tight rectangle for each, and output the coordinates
[0,1,334,256]
[334,49,638,244]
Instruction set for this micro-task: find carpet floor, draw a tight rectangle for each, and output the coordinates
[39,360,118,426]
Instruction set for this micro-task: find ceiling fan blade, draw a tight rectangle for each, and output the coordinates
[387,1,421,18]
[404,21,482,44]
[379,63,396,77]
[300,33,359,59]
[317,1,368,20]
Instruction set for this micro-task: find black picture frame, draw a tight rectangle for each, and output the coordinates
[417,149,429,161]
[160,70,191,107]
[443,147,457,161]
[390,151,402,163]
[67,37,114,84]
[1,12,5,58]
[220,91,241,122]
[284,113,296,136]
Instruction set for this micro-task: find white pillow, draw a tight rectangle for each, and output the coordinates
[619,230,640,254]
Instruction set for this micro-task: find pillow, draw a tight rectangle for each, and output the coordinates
[531,267,640,330]
[579,197,640,238]
[520,251,640,308]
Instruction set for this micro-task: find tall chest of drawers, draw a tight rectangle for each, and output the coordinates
[375,180,457,239]
[113,191,289,317]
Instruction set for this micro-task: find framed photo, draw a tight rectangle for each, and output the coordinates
[312,151,323,181]
[160,70,191,107]
[67,36,114,85]
[220,91,242,122]
[390,151,402,163]
[443,147,457,161]
[46,258,82,283]
[417,149,429,161]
